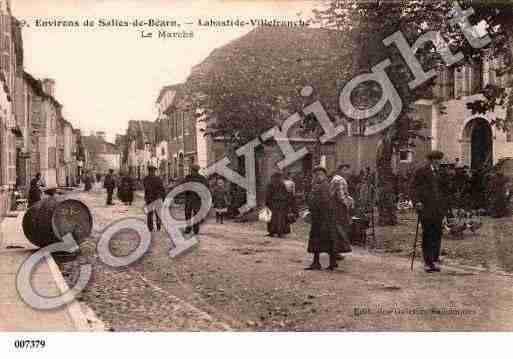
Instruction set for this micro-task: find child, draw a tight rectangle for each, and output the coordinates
[213,178,230,224]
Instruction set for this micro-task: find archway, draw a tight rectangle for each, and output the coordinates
[463,118,493,171]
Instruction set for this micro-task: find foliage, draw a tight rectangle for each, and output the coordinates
[183,27,354,150]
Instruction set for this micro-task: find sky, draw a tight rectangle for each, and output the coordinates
[11,0,317,142]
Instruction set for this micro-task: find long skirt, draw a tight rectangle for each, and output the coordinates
[119,188,134,203]
[308,211,352,254]
[267,207,290,235]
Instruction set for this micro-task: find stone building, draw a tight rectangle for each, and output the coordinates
[82,134,121,174]
[153,84,198,180]
[0,4,23,217]
[62,119,77,186]
[38,79,62,188]
[22,72,45,192]
[335,57,513,176]
[154,85,173,178]
[125,120,155,179]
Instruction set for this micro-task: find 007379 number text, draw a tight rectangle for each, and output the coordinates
[14,340,46,349]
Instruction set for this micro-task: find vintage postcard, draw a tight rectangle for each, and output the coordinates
[0,0,512,355]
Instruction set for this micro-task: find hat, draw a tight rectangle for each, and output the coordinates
[426,150,444,160]
[190,164,200,172]
[312,166,328,175]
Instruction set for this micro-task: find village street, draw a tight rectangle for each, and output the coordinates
[55,185,513,331]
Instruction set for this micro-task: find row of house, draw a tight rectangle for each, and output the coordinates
[0,0,91,220]
[118,26,513,203]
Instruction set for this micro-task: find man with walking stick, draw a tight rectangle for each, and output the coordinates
[412,150,447,273]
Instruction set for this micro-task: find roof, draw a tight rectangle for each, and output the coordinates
[23,71,45,97]
[156,84,182,104]
[184,27,355,117]
[23,71,62,108]
[127,120,156,149]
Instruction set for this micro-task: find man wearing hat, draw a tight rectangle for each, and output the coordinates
[104,169,117,205]
[143,165,166,232]
[181,164,209,235]
[413,150,448,273]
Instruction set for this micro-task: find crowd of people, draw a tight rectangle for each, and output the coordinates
[27,153,511,274]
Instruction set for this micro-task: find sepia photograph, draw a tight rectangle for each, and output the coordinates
[0,0,513,356]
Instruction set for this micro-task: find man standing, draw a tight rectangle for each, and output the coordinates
[143,165,166,232]
[28,173,46,207]
[103,169,116,205]
[413,150,447,273]
[182,164,209,235]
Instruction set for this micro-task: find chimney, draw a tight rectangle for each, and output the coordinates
[41,78,56,97]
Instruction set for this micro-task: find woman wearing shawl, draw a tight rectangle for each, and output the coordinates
[306,167,337,270]
[330,172,353,257]
[118,171,136,206]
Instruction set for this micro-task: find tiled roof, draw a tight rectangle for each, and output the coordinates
[184,26,355,117]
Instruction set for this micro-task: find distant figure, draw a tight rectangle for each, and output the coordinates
[181,164,209,235]
[212,178,230,224]
[28,173,45,207]
[265,171,294,238]
[143,166,166,232]
[83,171,93,192]
[103,169,116,205]
[284,172,296,196]
[118,172,135,206]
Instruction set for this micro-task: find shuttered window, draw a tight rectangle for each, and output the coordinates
[48,147,56,168]
[454,66,464,98]
[8,133,15,184]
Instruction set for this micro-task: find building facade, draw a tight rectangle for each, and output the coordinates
[0,4,22,217]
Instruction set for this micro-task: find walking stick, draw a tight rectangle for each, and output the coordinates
[410,213,420,271]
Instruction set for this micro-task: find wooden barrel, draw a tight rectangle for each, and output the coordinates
[22,197,93,248]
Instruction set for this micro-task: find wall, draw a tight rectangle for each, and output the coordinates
[431,94,513,166]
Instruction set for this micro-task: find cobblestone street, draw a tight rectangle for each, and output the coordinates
[60,186,513,331]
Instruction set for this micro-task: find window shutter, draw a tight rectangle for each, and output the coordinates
[455,66,463,98]
[8,132,15,184]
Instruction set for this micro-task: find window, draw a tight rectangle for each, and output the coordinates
[173,113,177,139]
[471,60,483,94]
[399,149,413,163]
[179,112,184,138]
[184,113,190,135]
[161,147,165,156]
[48,147,56,168]
[8,132,16,184]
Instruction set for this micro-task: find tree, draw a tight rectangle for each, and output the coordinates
[314,0,513,225]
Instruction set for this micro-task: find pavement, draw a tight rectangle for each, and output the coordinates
[0,210,104,331]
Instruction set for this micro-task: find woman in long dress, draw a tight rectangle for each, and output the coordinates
[306,167,337,270]
[329,174,353,257]
[119,172,135,206]
[265,171,293,237]
[84,172,93,192]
